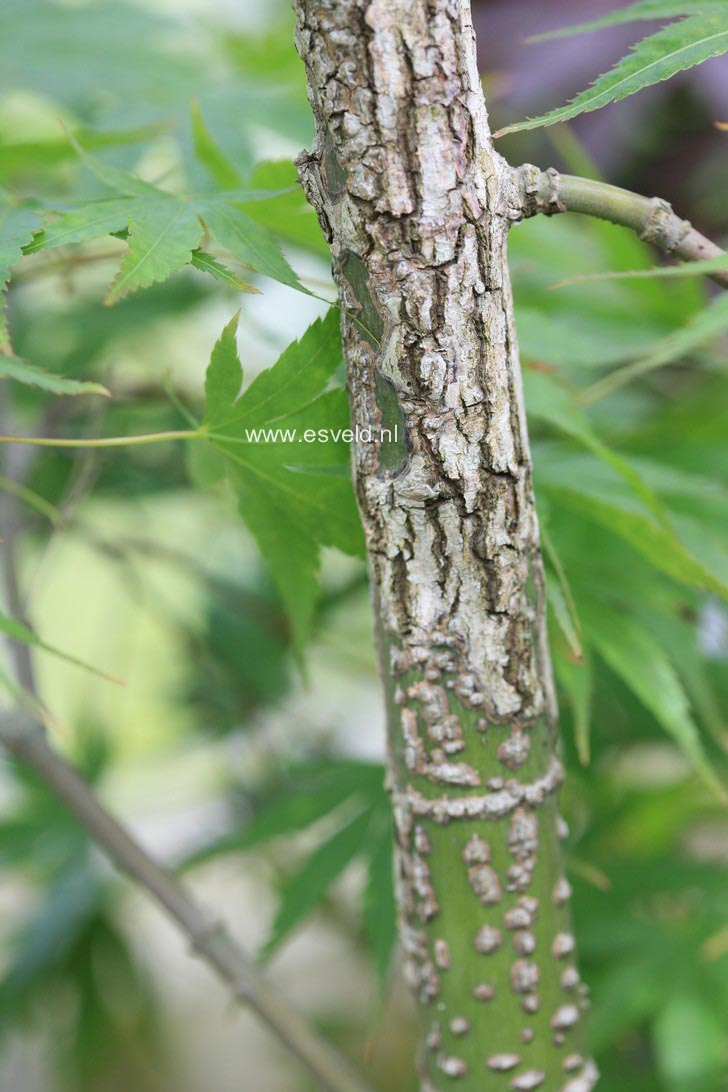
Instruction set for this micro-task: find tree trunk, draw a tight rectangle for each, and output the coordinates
[293,2,597,1088]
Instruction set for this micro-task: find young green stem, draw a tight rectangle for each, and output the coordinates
[0,428,202,448]
[517,165,728,288]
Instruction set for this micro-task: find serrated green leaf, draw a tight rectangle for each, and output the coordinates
[497,14,728,135]
[190,250,259,293]
[262,806,374,961]
[23,142,308,297]
[199,199,308,294]
[202,315,332,643]
[0,196,43,354]
[211,308,342,430]
[226,429,361,555]
[230,466,320,651]
[582,292,728,405]
[582,600,725,796]
[528,1,726,42]
[24,198,136,254]
[199,312,363,646]
[0,356,109,397]
[105,202,202,304]
[203,312,243,427]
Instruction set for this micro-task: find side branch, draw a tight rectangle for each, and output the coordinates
[516,165,728,289]
[0,714,374,1092]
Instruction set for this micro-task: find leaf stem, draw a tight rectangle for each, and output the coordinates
[515,165,728,289]
[0,428,202,449]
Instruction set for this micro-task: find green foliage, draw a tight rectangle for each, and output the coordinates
[0,355,109,396]
[0,607,119,684]
[200,309,363,648]
[0,742,157,1087]
[23,145,307,299]
[186,759,396,983]
[498,10,728,135]
[582,292,728,404]
[0,191,43,353]
[528,0,728,41]
[0,2,727,1090]
[581,600,723,795]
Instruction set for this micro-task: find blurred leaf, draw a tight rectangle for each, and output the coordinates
[547,578,583,660]
[652,993,725,1089]
[554,252,728,286]
[0,865,102,1004]
[243,160,328,258]
[497,14,728,135]
[262,806,374,961]
[363,811,397,988]
[528,1,727,41]
[0,193,43,354]
[525,368,673,521]
[536,446,728,598]
[185,759,387,867]
[543,522,583,659]
[581,600,725,796]
[0,0,199,116]
[516,307,656,367]
[0,355,109,397]
[588,957,665,1052]
[190,99,242,191]
[582,292,728,405]
[0,123,165,183]
[0,607,121,684]
[555,642,593,764]
[0,473,61,525]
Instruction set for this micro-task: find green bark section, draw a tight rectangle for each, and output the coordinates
[381,649,589,1091]
[419,798,573,1087]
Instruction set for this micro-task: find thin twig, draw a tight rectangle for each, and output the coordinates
[0,712,375,1092]
[515,165,728,289]
[0,429,200,449]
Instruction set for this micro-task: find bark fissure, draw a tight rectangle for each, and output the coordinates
[294,2,596,1088]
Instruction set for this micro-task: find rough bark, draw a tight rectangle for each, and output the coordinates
[293,2,597,1089]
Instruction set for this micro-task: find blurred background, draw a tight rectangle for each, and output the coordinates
[0,1,727,1090]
